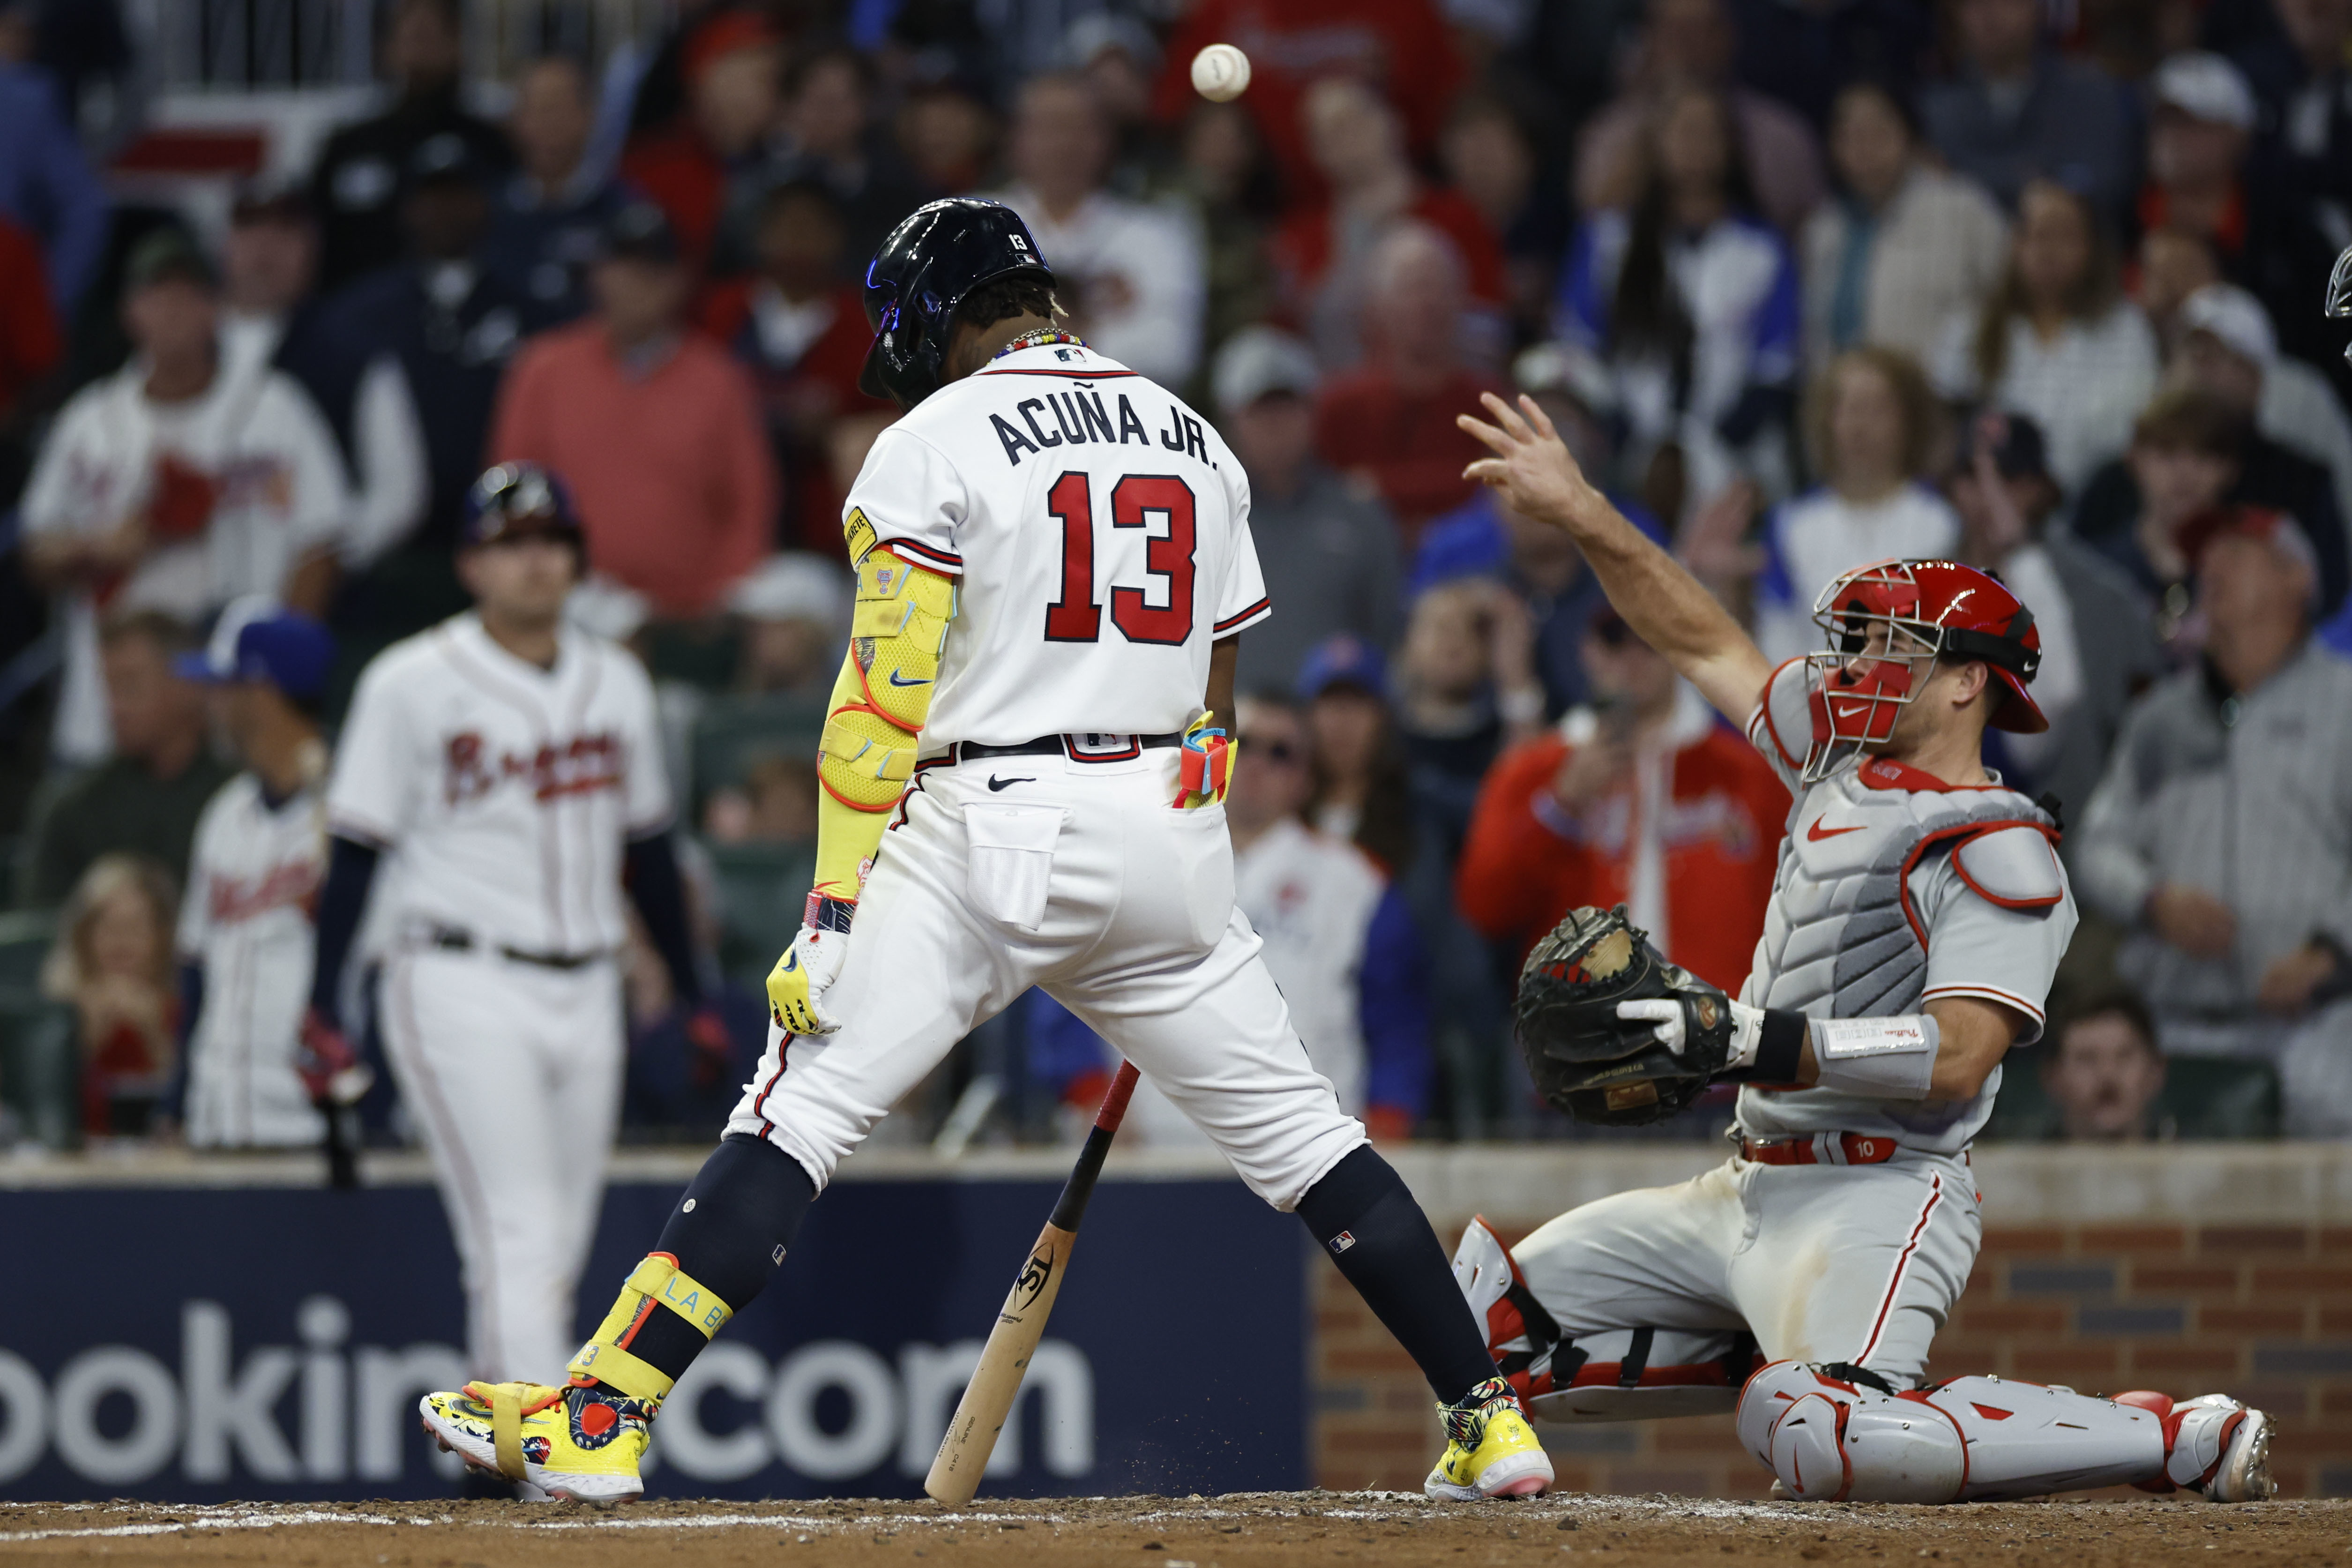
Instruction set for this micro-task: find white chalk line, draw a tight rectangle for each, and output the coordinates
[0,1492,2329,1545]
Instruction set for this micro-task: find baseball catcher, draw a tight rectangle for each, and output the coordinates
[1450,389,2275,1505]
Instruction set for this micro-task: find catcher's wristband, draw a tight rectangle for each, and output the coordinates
[803,892,858,933]
[1716,1007,1807,1085]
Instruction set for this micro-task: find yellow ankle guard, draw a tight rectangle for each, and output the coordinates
[566,1253,733,1401]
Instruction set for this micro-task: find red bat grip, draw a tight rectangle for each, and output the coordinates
[1093,1059,1141,1132]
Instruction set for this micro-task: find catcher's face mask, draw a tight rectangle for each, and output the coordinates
[1799,558,2046,783]
[2330,245,2352,368]
[1803,562,1939,782]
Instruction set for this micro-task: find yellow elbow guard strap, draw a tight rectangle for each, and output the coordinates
[820,705,920,808]
[566,1252,733,1401]
[848,544,956,730]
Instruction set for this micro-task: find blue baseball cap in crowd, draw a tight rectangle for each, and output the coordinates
[1294,635,1388,702]
[174,597,334,700]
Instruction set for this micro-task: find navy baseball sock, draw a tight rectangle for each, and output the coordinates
[606,1135,815,1391]
[1296,1144,1498,1405]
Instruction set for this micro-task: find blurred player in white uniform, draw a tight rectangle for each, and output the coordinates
[173,599,343,1150]
[1450,391,2274,1503]
[419,199,1544,1505]
[307,465,724,1444]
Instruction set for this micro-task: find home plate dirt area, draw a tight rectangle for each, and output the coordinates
[0,1494,2342,1567]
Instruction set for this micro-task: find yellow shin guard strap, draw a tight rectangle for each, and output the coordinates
[567,1340,673,1401]
[566,1254,734,1399]
[628,1254,735,1337]
[467,1381,547,1479]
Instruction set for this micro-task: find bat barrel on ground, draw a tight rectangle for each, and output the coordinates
[924,1059,1141,1505]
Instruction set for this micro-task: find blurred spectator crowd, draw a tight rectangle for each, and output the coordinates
[2,0,2351,1157]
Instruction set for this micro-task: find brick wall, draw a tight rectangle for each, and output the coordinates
[1312,1148,2352,1499]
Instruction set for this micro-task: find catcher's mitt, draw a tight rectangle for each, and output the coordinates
[1514,905,1735,1126]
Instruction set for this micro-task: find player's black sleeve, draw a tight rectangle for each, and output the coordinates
[309,834,381,1024]
[624,830,705,1009]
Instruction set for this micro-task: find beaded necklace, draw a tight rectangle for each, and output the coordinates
[993,327,1087,360]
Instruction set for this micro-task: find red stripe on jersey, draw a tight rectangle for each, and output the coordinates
[877,537,962,572]
[1214,597,1272,634]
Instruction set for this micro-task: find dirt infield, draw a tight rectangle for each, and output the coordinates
[0,1493,2339,1567]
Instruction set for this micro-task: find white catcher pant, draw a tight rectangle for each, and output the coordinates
[1509,1148,1981,1408]
[380,946,625,1385]
[727,745,1367,1207]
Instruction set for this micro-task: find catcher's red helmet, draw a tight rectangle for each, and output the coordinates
[1802,558,2045,782]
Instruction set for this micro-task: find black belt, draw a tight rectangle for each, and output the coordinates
[429,927,605,970]
[947,732,1183,764]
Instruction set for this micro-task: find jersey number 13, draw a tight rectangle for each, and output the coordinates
[1043,470,1196,647]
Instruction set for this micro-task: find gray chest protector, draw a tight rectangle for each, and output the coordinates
[1747,765,2058,1020]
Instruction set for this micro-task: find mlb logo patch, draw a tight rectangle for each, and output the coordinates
[1329,1231,1356,1255]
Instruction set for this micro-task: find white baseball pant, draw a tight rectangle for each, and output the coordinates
[727,744,1368,1206]
[1505,1148,1980,1411]
[379,945,625,1385]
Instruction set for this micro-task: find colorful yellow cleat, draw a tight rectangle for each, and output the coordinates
[419,1380,654,1503]
[1426,1375,1555,1501]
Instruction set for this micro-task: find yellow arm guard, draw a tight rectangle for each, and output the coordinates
[812,521,956,901]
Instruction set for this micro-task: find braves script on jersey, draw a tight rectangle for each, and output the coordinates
[326,614,669,955]
[176,772,328,1147]
[326,612,665,1385]
[851,340,1270,746]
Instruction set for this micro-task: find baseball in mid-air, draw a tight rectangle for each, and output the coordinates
[1190,43,1251,102]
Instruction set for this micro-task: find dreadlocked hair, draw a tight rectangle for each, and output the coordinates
[956,276,1062,333]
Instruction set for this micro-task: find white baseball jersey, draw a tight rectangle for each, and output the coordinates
[845,341,1270,747]
[176,770,329,1147]
[20,358,350,762]
[326,613,670,956]
[723,340,1365,1213]
[1737,658,2076,1151]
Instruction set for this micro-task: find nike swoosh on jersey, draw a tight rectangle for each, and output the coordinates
[1806,818,1867,841]
[887,671,931,687]
[987,776,1035,791]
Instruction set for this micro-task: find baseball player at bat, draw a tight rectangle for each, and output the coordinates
[307,464,727,1457]
[1447,392,2274,1504]
[419,198,1548,1504]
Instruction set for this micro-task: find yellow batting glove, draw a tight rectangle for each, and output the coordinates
[1172,711,1238,809]
[766,896,855,1036]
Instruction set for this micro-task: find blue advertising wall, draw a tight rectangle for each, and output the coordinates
[0,1174,1307,1501]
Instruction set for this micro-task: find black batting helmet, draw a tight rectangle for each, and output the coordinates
[463,462,584,553]
[859,198,1054,410]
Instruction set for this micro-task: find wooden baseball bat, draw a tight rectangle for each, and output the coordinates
[924,1059,1141,1505]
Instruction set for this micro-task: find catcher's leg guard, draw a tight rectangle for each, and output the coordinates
[1453,1218,1759,1423]
[567,1253,735,1402]
[1737,1361,2168,1502]
[2117,1391,2278,1501]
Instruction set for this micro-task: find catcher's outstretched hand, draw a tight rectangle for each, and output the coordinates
[1457,392,1607,534]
